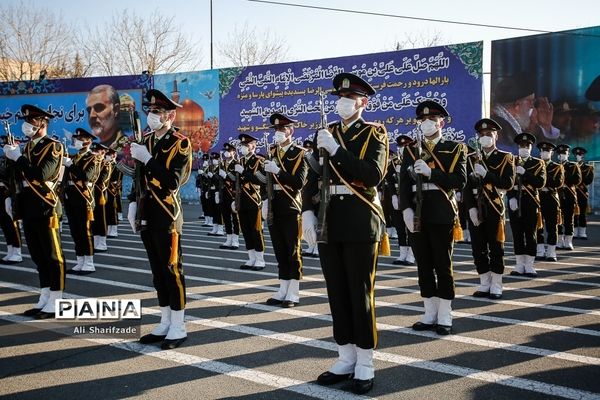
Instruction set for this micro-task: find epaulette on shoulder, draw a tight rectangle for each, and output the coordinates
[173,130,188,141]
[328,121,339,129]
[363,121,384,129]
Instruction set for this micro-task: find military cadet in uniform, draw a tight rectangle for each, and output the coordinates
[64,128,100,274]
[0,136,23,264]
[207,152,224,236]
[556,144,581,250]
[233,133,266,270]
[399,101,467,335]
[128,89,192,350]
[196,153,210,223]
[90,142,111,252]
[390,135,415,265]
[536,142,564,262]
[3,104,65,318]
[263,113,308,307]
[508,133,546,277]
[573,147,594,239]
[106,148,122,238]
[301,139,319,258]
[464,119,515,299]
[218,142,241,250]
[302,73,388,394]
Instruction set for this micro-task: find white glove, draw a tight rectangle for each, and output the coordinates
[4,197,12,218]
[469,207,481,226]
[262,200,268,221]
[264,160,281,175]
[509,198,518,211]
[403,208,415,233]
[127,202,137,233]
[130,143,152,164]
[234,164,244,174]
[62,157,73,167]
[302,210,318,246]
[202,161,208,167]
[207,172,213,178]
[474,163,487,178]
[394,164,401,173]
[218,169,227,179]
[316,129,339,156]
[215,192,220,204]
[231,201,236,212]
[3,144,21,161]
[205,191,209,199]
[392,195,399,210]
[455,192,462,202]
[516,166,526,175]
[413,159,432,177]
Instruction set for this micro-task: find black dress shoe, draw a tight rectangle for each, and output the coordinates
[316,371,353,385]
[251,265,265,271]
[545,256,557,262]
[523,272,538,278]
[66,269,82,274]
[219,245,232,249]
[266,298,283,306]
[488,293,503,300]
[35,311,55,320]
[77,270,95,275]
[412,321,436,331]
[139,333,167,344]
[392,259,405,265]
[435,325,452,335]
[472,290,490,298]
[351,378,374,394]
[94,248,108,253]
[230,246,239,250]
[23,308,42,317]
[535,256,545,261]
[161,336,187,350]
[240,264,253,270]
[281,300,298,308]
[509,271,523,276]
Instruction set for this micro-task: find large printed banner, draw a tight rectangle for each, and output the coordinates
[0,42,483,201]
[491,26,600,158]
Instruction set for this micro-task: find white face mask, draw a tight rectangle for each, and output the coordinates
[104,155,112,161]
[72,139,84,150]
[518,148,531,158]
[420,119,438,137]
[576,155,583,162]
[558,153,568,162]
[223,151,233,159]
[147,112,164,131]
[22,121,40,138]
[273,131,287,144]
[479,135,494,148]
[335,97,358,120]
[240,146,249,156]
[211,159,219,166]
[397,146,404,154]
[540,151,551,161]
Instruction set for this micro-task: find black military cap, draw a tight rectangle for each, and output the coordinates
[210,152,221,159]
[553,100,576,114]
[331,72,375,97]
[19,104,54,120]
[514,132,536,145]
[201,153,209,160]
[90,142,109,152]
[302,139,313,149]
[223,142,236,152]
[238,133,258,144]
[395,134,413,146]
[269,113,297,128]
[555,143,571,154]
[585,74,600,101]
[493,74,535,104]
[106,147,117,155]
[572,147,587,155]
[73,127,96,140]
[474,118,502,132]
[143,89,182,110]
[536,141,556,151]
[416,100,449,120]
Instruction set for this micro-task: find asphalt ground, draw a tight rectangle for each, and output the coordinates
[0,204,599,400]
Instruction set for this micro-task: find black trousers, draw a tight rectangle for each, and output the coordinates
[409,223,455,299]
[23,217,65,291]
[65,199,93,256]
[141,229,186,310]
[221,195,240,235]
[537,191,559,245]
[268,213,302,280]
[238,207,264,251]
[468,212,505,274]
[392,209,408,246]
[319,241,378,349]
[508,200,538,256]
[558,189,576,235]
[199,188,209,216]
[0,195,20,247]
[575,191,588,228]
[92,190,107,236]
[105,190,119,226]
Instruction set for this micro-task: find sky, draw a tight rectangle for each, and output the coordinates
[14,0,599,72]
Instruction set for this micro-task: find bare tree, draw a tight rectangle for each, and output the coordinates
[0,1,76,81]
[79,9,203,76]
[217,23,289,68]
[388,29,445,51]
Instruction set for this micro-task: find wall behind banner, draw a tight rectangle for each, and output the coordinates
[0,42,482,202]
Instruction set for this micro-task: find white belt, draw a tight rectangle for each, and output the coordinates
[412,183,439,192]
[68,180,93,187]
[273,184,284,191]
[472,189,478,194]
[540,187,549,192]
[210,185,216,189]
[329,185,354,195]
[0,183,6,188]
[22,180,55,189]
